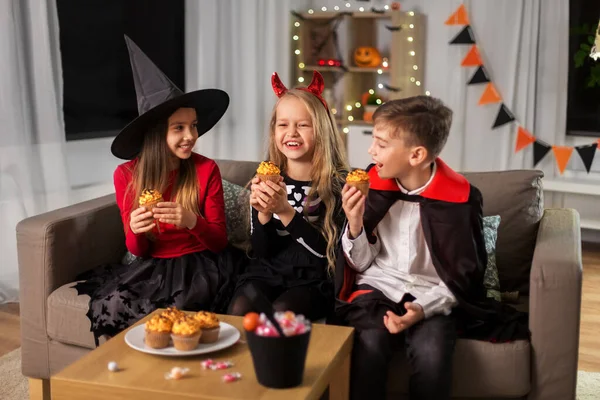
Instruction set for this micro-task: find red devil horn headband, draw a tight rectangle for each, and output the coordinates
[271,71,329,111]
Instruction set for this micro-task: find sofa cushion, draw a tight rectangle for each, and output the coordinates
[483,215,501,302]
[388,339,531,398]
[215,159,259,187]
[47,282,96,349]
[462,170,544,294]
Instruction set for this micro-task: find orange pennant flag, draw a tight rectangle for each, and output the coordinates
[445,4,469,25]
[515,126,536,153]
[461,45,483,67]
[552,146,574,174]
[478,83,502,105]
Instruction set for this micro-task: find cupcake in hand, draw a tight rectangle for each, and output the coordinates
[145,315,173,349]
[256,161,281,184]
[194,311,221,343]
[346,169,370,196]
[171,316,202,351]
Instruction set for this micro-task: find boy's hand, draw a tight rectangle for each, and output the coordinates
[342,184,365,239]
[383,303,425,334]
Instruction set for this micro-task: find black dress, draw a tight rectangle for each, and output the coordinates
[231,175,344,320]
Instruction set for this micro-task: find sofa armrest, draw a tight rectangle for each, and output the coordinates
[17,193,126,379]
[528,208,582,400]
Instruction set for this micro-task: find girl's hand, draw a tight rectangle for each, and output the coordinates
[151,202,197,229]
[250,177,272,216]
[260,180,293,216]
[129,206,155,234]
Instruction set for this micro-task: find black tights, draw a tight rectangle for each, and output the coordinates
[228,281,329,321]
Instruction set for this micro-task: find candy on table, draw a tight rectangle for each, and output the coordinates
[201,359,234,370]
[164,367,190,380]
[222,372,242,383]
[107,361,119,372]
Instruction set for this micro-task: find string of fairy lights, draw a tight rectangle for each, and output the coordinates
[291,5,430,133]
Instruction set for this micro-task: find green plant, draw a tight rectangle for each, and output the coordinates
[361,92,384,106]
[572,22,600,88]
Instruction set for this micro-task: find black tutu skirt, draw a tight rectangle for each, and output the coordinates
[73,248,245,346]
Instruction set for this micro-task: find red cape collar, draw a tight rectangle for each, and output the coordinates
[367,158,470,203]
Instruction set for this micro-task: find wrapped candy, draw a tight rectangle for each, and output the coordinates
[252,311,311,337]
[222,372,242,383]
[164,367,190,380]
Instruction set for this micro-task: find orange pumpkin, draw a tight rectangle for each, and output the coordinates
[353,47,382,68]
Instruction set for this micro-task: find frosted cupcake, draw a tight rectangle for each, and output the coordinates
[171,316,202,351]
[256,161,281,183]
[161,307,186,323]
[144,315,173,349]
[346,169,370,196]
[194,311,221,343]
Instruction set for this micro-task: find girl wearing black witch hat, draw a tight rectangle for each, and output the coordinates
[73,36,231,344]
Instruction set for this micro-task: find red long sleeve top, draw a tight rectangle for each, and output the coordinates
[114,153,227,258]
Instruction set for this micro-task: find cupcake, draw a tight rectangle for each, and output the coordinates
[194,311,221,343]
[346,169,370,196]
[171,316,202,351]
[161,307,186,323]
[145,315,173,349]
[256,161,281,184]
[139,188,164,211]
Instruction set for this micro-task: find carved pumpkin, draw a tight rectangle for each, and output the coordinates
[353,47,382,68]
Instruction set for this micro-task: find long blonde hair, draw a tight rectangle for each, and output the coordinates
[267,89,348,273]
[124,113,200,231]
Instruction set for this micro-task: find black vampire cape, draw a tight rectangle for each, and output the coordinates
[334,159,529,342]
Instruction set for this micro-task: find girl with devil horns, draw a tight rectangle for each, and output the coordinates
[227,71,348,321]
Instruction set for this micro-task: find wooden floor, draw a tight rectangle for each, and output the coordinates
[1,245,599,371]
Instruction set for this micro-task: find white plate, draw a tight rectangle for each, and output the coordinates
[124,322,241,356]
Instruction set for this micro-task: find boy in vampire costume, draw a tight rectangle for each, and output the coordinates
[334,96,528,400]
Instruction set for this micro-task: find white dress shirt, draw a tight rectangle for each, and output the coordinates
[342,163,458,318]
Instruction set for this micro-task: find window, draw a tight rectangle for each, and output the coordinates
[57,0,185,141]
[566,0,600,137]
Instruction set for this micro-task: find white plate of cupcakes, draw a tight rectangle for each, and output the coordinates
[124,308,240,356]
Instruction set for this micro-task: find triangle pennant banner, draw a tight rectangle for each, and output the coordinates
[445,4,470,26]
[461,45,483,67]
[492,104,515,128]
[450,25,475,45]
[575,143,598,173]
[468,66,490,85]
[478,83,502,105]
[552,146,574,175]
[515,127,536,153]
[533,141,552,167]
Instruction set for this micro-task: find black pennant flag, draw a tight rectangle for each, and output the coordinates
[533,141,552,167]
[449,25,475,45]
[575,143,598,173]
[468,66,490,85]
[492,104,515,129]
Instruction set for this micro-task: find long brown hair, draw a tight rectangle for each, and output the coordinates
[124,111,200,231]
[266,89,348,273]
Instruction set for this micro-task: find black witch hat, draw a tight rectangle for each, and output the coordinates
[111,35,229,160]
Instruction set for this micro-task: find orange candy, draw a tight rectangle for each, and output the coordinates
[243,312,260,332]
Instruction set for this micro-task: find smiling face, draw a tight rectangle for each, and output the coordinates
[368,124,428,180]
[273,96,316,163]
[354,46,382,68]
[166,107,198,160]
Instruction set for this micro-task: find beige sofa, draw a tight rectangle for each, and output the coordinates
[17,159,582,399]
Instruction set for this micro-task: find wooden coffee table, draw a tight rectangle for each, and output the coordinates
[51,311,354,400]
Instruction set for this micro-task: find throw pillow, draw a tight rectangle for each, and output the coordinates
[222,179,251,250]
[483,215,502,302]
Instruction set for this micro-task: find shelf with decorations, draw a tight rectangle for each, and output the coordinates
[290,8,426,142]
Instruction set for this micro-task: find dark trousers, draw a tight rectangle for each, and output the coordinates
[338,287,457,400]
[227,280,330,321]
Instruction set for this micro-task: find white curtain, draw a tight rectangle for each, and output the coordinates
[186,0,310,161]
[0,0,70,303]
